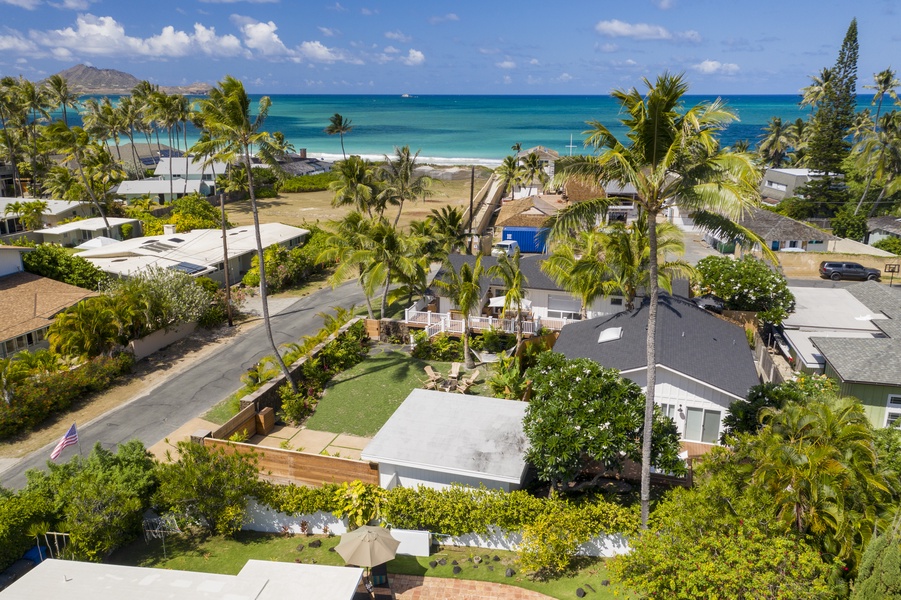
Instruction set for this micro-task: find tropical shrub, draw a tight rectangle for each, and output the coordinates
[0,489,53,571]
[831,207,869,241]
[279,172,339,193]
[22,243,106,290]
[523,352,684,491]
[168,193,230,232]
[331,480,386,529]
[155,441,260,537]
[874,237,901,256]
[852,519,901,599]
[242,227,328,293]
[0,354,133,440]
[695,255,795,324]
[410,332,463,361]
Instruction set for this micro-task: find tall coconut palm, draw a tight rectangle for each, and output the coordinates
[12,199,49,231]
[318,211,377,319]
[487,249,528,349]
[758,116,794,168]
[801,68,835,108]
[427,205,467,256]
[855,69,901,214]
[17,77,51,196]
[44,122,112,234]
[380,145,433,226]
[852,112,901,216]
[550,72,761,527]
[364,220,421,318]
[495,154,524,200]
[434,256,483,369]
[541,230,608,318]
[787,118,809,166]
[0,77,25,195]
[325,113,353,159]
[329,155,380,217]
[43,74,79,127]
[520,151,548,196]
[193,75,296,392]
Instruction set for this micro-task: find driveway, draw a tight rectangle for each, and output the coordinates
[0,282,367,490]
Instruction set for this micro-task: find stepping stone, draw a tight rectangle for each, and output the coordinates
[505,568,515,577]
[428,560,437,568]
[492,555,500,562]
[576,589,586,598]
[309,539,322,548]
[295,544,304,552]
[453,566,462,574]
[451,560,458,566]
[601,580,610,586]
[438,558,447,566]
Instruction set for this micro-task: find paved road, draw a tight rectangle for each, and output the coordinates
[0,282,366,490]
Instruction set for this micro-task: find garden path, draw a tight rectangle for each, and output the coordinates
[390,574,554,599]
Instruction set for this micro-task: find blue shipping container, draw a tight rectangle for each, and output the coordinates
[502,227,549,253]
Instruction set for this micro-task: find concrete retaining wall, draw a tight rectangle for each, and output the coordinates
[128,322,197,361]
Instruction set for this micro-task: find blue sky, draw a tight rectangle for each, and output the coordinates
[0,0,898,95]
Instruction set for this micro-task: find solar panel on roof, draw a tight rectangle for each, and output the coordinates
[170,262,207,275]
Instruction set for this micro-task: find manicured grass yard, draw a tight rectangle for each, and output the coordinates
[109,531,634,600]
[304,348,489,437]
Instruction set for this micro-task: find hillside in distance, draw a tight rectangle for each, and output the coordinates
[52,64,210,96]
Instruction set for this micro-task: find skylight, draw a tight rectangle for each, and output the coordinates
[598,327,623,344]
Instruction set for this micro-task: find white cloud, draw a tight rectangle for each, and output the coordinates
[679,30,701,43]
[654,0,674,8]
[400,49,424,66]
[385,30,411,43]
[496,60,516,69]
[0,0,41,9]
[360,7,377,15]
[383,45,399,53]
[598,42,618,52]
[237,19,293,56]
[317,26,337,37]
[329,2,347,11]
[503,75,512,85]
[298,40,342,62]
[429,13,458,25]
[529,58,539,65]
[191,23,244,56]
[50,0,96,9]
[595,19,671,40]
[556,72,573,82]
[478,47,499,55]
[200,0,278,3]
[693,59,740,74]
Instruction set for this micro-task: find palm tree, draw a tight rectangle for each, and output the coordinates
[0,77,25,196]
[495,155,524,200]
[488,249,528,349]
[855,69,901,214]
[194,75,297,392]
[325,113,353,159]
[318,211,377,318]
[427,205,467,256]
[541,230,607,318]
[44,122,112,234]
[520,152,548,196]
[13,199,49,231]
[364,220,421,318]
[329,155,380,217]
[758,117,794,168]
[49,299,120,358]
[43,74,79,127]
[379,145,433,226]
[434,256,484,369]
[852,112,901,216]
[17,76,51,196]
[787,118,809,166]
[550,72,761,527]
[801,68,835,108]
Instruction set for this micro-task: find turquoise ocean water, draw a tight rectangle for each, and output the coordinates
[86,94,817,167]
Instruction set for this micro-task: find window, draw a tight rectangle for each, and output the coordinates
[684,407,721,444]
[885,395,901,427]
[660,403,677,421]
[610,297,623,306]
[547,295,581,320]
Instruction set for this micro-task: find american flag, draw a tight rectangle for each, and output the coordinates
[50,423,78,460]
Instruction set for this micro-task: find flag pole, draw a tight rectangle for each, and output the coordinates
[75,422,83,457]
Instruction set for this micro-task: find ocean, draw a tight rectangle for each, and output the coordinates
[85,94,817,167]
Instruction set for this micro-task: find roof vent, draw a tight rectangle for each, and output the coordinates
[597,327,623,344]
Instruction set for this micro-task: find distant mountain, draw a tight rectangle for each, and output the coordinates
[52,64,210,96]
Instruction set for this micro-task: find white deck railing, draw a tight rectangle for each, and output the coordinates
[405,307,577,338]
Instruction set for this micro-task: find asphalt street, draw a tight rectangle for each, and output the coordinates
[0,282,366,490]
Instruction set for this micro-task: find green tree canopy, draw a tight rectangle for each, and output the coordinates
[522,352,683,493]
[695,255,795,323]
[22,243,106,290]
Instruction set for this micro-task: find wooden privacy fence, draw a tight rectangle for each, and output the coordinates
[204,438,379,487]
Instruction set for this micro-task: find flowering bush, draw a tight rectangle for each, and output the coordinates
[696,255,795,324]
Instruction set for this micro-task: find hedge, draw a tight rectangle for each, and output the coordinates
[257,481,640,539]
[0,490,52,572]
[279,172,339,193]
[0,354,134,440]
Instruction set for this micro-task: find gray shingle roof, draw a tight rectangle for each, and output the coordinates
[552,294,760,398]
[868,215,901,236]
[811,336,901,386]
[738,206,837,242]
[360,389,529,483]
[846,280,901,318]
[443,253,562,292]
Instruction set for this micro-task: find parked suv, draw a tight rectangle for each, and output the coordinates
[819,261,881,281]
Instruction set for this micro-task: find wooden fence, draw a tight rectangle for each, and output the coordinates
[204,438,379,487]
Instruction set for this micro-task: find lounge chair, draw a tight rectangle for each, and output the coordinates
[449,362,462,380]
[424,365,442,383]
[368,564,394,599]
[456,369,481,394]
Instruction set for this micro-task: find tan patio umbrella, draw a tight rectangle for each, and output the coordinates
[334,525,400,568]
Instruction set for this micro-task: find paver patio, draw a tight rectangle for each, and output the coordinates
[390,575,554,599]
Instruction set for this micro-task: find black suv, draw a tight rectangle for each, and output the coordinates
[819,261,881,281]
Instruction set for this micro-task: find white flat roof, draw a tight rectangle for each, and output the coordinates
[118,179,204,195]
[40,217,138,235]
[0,198,88,217]
[0,559,362,600]
[77,223,309,277]
[361,389,529,483]
[154,157,227,177]
[784,287,885,332]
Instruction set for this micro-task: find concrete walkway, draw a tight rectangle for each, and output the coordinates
[391,575,554,600]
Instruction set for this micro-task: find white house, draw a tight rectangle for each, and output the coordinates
[154,157,228,182]
[361,389,530,492]
[36,217,141,247]
[759,168,827,204]
[0,198,96,236]
[116,178,210,204]
[75,223,309,285]
[554,294,761,447]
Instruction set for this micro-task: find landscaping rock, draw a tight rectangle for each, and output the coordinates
[451,560,458,566]
[438,558,447,566]
[328,547,335,552]
[487,565,494,572]
[308,539,322,548]
[428,560,438,568]
[453,566,462,575]
[601,580,610,586]
[576,588,586,598]
[505,568,515,577]
[295,544,305,552]
[492,555,500,562]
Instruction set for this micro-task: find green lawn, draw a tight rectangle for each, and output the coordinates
[304,348,489,437]
[109,531,634,600]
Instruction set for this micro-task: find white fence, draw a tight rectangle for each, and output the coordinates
[242,500,629,558]
[405,308,576,338]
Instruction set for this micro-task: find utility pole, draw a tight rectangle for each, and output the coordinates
[468,165,474,255]
[219,192,233,327]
